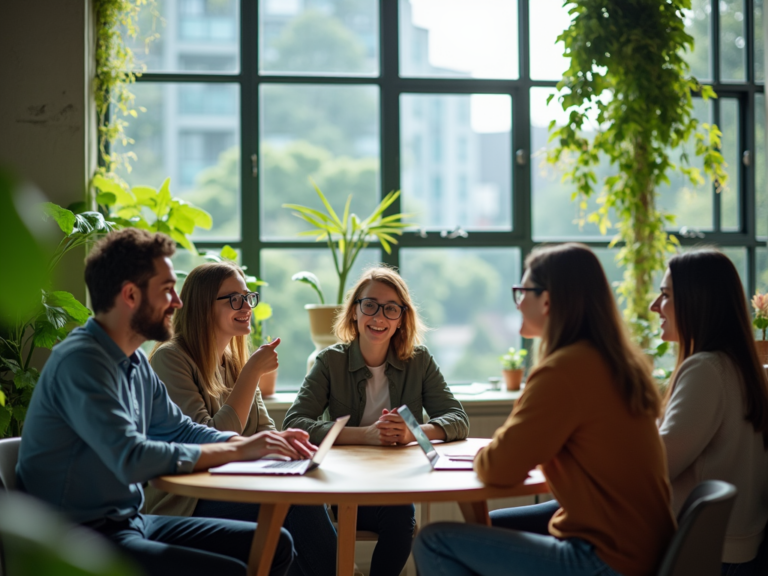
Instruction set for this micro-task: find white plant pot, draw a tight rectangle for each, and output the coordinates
[305,304,343,373]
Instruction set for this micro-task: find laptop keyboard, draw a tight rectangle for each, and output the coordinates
[265,460,305,470]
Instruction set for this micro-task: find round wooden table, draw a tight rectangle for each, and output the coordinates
[151,438,548,576]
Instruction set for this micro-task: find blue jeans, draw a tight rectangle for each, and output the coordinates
[194,499,337,576]
[490,499,560,534]
[333,504,416,576]
[414,521,622,576]
[87,513,294,576]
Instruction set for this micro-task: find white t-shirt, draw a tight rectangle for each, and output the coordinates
[359,363,391,427]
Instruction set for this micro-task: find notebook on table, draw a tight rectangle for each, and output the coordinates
[396,405,477,470]
[209,415,350,476]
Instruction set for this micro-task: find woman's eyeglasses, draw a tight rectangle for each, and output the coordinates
[217,292,259,310]
[511,286,544,305]
[355,298,407,320]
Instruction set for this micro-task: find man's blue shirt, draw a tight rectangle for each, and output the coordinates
[16,318,236,524]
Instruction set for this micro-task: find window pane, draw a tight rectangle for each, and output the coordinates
[400,94,512,231]
[399,0,518,79]
[117,82,241,240]
[657,98,713,231]
[757,94,767,237]
[682,0,711,81]
[531,88,612,239]
[128,0,240,73]
[721,99,740,230]
[757,0,765,82]
[400,248,521,383]
[259,0,378,76]
[261,248,380,389]
[757,247,768,291]
[720,0,747,81]
[721,247,747,289]
[529,0,572,81]
[259,84,380,239]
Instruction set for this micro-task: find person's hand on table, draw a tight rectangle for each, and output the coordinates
[375,408,416,446]
[279,428,317,459]
[228,429,315,461]
[358,421,396,446]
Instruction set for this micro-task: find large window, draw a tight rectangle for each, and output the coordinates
[123,0,766,389]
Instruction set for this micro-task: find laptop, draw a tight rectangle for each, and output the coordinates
[396,405,476,470]
[208,415,351,475]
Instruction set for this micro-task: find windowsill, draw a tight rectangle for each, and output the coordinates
[263,383,523,411]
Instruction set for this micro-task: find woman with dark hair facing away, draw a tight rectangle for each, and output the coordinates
[283,265,469,576]
[651,249,768,575]
[413,243,675,576]
[144,261,338,576]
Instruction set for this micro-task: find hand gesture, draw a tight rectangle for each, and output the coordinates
[375,407,416,445]
[241,337,281,383]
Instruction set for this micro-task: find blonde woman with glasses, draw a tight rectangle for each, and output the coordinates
[144,261,338,576]
[284,265,469,576]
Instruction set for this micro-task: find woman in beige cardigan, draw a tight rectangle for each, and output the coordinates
[144,261,337,576]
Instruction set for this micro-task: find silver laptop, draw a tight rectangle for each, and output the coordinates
[397,405,475,470]
[209,415,350,475]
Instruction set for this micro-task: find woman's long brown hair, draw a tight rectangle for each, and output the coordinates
[667,249,768,447]
[526,243,661,417]
[151,261,250,399]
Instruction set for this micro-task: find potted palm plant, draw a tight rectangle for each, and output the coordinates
[283,182,410,371]
[499,347,527,391]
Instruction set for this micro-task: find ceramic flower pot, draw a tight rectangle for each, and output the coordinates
[305,304,344,373]
[259,370,277,398]
[502,368,524,391]
[756,340,768,366]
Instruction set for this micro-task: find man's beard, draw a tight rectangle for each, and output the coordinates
[130,290,173,342]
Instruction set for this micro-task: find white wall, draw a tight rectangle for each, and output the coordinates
[0,0,95,303]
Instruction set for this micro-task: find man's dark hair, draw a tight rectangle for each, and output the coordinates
[85,229,176,314]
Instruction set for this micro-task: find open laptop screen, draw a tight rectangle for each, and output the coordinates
[397,405,439,466]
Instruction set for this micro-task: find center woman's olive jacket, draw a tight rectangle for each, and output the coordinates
[283,339,470,445]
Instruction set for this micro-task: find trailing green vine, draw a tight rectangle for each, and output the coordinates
[548,0,727,344]
[94,0,160,180]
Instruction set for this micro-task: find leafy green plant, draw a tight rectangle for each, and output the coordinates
[500,347,527,371]
[93,175,212,253]
[0,491,140,576]
[547,0,728,345]
[94,0,160,178]
[0,205,116,437]
[283,182,410,304]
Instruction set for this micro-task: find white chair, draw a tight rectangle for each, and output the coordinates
[0,438,20,491]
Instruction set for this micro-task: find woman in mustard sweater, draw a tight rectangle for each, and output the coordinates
[413,243,676,576]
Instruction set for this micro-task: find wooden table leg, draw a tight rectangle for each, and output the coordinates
[335,503,358,576]
[248,502,291,576]
[458,501,490,525]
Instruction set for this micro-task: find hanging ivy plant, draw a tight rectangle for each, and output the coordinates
[548,0,728,344]
[94,0,160,179]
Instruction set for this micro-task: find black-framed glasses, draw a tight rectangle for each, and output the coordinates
[511,286,544,305]
[216,292,259,310]
[355,298,407,320]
